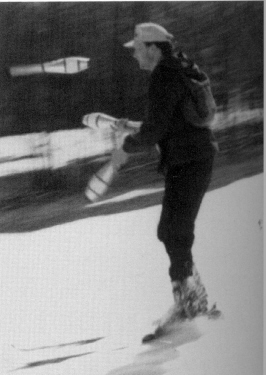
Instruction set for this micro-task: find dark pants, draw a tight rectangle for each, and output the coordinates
[157,156,214,282]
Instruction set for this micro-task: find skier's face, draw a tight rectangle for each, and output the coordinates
[132,40,154,71]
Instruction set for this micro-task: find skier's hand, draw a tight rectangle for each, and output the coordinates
[111,148,129,169]
[113,118,130,149]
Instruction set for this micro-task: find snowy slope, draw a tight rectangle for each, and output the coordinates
[0,174,263,375]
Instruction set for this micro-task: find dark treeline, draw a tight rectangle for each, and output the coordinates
[0,1,263,136]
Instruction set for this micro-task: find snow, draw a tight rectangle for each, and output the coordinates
[0,129,112,177]
[0,106,263,177]
[0,174,263,375]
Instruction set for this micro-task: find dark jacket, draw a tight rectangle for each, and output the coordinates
[123,55,216,172]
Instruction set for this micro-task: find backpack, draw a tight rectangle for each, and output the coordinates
[177,53,217,128]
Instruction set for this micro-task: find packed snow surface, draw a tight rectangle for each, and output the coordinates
[0,174,263,375]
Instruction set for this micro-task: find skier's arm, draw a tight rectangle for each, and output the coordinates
[123,70,184,154]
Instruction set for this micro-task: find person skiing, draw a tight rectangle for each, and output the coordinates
[114,22,219,339]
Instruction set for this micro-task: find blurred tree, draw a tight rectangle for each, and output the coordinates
[0,1,263,136]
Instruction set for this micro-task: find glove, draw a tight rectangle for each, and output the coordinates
[113,118,131,149]
[111,148,129,170]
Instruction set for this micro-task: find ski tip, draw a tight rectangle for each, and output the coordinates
[142,333,157,344]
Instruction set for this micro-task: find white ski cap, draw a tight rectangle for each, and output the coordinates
[124,22,173,48]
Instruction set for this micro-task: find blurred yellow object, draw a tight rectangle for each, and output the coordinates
[82,112,141,131]
[9,56,90,76]
[84,113,141,202]
[85,160,118,202]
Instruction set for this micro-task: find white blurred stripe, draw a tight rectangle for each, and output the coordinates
[9,57,90,76]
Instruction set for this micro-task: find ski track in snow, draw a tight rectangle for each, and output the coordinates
[0,174,263,375]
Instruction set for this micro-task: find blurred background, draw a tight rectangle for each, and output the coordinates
[0,1,263,231]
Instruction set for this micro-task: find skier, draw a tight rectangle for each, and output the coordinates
[114,22,219,340]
